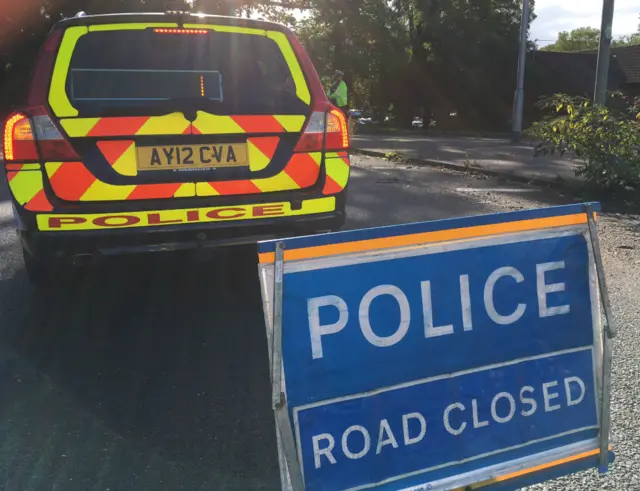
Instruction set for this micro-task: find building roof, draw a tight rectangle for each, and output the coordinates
[611,45,640,85]
[526,50,626,96]
[577,45,640,85]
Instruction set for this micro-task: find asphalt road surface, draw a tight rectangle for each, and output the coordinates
[352,133,581,182]
[0,155,638,491]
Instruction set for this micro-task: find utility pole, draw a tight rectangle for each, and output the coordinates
[594,0,616,105]
[511,0,530,141]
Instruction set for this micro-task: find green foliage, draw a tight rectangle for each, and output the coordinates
[615,32,640,47]
[527,94,640,192]
[385,151,401,162]
[1,0,535,130]
[297,0,531,129]
[542,21,640,52]
[541,27,601,52]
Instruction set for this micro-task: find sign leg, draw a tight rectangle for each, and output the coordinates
[275,404,305,491]
[586,205,614,472]
[271,241,306,489]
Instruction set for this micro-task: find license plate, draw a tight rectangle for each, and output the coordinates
[136,144,249,171]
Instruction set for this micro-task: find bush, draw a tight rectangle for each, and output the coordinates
[527,93,640,192]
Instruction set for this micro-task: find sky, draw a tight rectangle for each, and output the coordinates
[532,0,639,46]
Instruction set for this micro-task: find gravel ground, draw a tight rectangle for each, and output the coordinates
[525,214,640,491]
[0,154,637,490]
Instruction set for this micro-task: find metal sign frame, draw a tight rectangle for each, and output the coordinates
[585,204,615,471]
[259,203,614,490]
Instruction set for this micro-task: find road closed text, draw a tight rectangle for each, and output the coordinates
[309,376,588,470]
[35,197,336,231]
[294,349,598,487]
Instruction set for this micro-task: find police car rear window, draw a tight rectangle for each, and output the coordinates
[64,29,306,116]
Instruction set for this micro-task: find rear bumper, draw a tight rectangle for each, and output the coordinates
[18,195,346,260]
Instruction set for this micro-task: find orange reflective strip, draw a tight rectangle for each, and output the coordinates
[232,116,285,133]
[87,117,149,137]
[259,213,589,263]
[471,447,610,488]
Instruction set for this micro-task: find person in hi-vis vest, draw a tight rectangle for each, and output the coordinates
[327,70,348,112]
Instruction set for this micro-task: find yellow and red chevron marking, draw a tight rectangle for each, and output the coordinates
[44,142,318,201]
[195,152,322,196]
[247,136,279,172]
[44,162,195,201]
[60,113,191,137]
[96,140,138,176]
[323,151,351,195]
[6,168,54,211]
[5,163,41,171]
[59,114,306,138]
[191,113,306,135]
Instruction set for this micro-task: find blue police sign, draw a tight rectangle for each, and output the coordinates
[258,203,614,491]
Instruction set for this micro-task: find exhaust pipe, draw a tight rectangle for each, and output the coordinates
[71,253,95,267]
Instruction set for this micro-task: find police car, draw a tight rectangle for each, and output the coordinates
[2,11,350,285]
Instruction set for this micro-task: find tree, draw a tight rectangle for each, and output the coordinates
[295,0,408,118]
[615,16,640,47]
[541,27,600,52]
[1,0,538,131]
[389,0,535,129]
[542,20,640,52]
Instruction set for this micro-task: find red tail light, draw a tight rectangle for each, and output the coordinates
[3,114,38,161]
[325,109,350,151]
[32,112,81,160]
[3,108,80,162]
[294,111,326,152]
[287,31,350,153]
[294,107,350,153]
